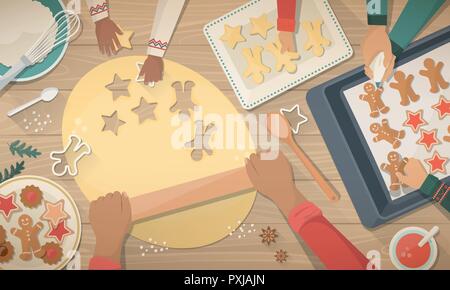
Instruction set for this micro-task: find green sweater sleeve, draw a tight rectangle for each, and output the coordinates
[420,175,449,212]
[389,0,445,56]
[366,0,388,25]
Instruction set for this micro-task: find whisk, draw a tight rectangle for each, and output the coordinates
[0,10,81,91]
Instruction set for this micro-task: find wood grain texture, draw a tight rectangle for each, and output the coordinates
[0,0,449,269]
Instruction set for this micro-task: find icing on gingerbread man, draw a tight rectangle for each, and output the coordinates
[11,214,45,261]
[370,119,405,149]
[419,58,449,93]
[359,83,390,117]
[380,151,408,191]
[389,71,420,106]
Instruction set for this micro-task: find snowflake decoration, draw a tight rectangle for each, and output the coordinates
[260,226,278,245]
[274,249,288,263]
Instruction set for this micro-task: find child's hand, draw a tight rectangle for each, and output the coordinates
[139,55,164,85]
[245,152,306,216]
[362,26,395,82]
[396,158,428,189]
[89,191,131,263]
[279,31,296,53]
[95,17,122,56]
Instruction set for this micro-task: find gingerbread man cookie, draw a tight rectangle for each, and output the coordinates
[389,71,420,106]
[11,214,45,261]
[0,225,14,264]
[380,151,408,191]
[359,83,390,117]
[419,58,449,93]
[242,46,271,84]
[370,119,405,149]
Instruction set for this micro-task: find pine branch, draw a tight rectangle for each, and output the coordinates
[9,140,41,158]
[0,161,25,183]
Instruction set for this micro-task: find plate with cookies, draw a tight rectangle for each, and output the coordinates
[0,176,81,270]
[204,0,353,109]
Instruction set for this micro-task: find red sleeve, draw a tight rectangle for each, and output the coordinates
[89,256,122,270]
[288,202,369,270]
[277,0,297,32]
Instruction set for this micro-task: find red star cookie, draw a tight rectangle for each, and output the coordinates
[46,220,73,243]
[425,151,448,174]
[416,129,441,152]
[403,109,428,133]
[0,192,20,221]
[432,95,449,119]
[40,199,69,226]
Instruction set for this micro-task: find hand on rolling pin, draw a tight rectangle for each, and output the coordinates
[89,191,131,266]
[245,152,306,216]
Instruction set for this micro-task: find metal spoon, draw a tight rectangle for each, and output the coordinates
[7,87,59,117]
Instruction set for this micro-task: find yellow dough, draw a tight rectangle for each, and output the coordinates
[249,14,274,39]
[220,24,246,49]
[62,57,256,248]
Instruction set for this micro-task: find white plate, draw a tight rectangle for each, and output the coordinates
[204,0,353,109]
[0,176,81,270]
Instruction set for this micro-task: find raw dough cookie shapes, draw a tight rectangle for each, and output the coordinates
[242,46,271,84]
[220,24,246,49]
[50,135,92,177]
[380,151,408,191]
[389,71,420,106]
[185,120,216,161]
[250,14,274,39]
[419,58,449,93]
[102,111,126,135]
[132,97,157,123]
[370,119,405,149]
[170,81,197,119]
[105,74,132,101]
[266,39,300,73]
[359,83,389,118]
[302,19,331,57]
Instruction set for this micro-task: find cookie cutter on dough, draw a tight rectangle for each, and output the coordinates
[50,134,91,177]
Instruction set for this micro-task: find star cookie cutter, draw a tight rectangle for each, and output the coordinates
[50,135,91,177]
[279,104,308,135]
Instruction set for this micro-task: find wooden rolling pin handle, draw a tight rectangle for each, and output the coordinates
[129,167,254,222]
[288,140,340,202]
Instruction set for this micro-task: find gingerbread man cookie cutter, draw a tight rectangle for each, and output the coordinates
[50,134,91,177]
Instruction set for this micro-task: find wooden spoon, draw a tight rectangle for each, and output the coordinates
[267,113,340,202]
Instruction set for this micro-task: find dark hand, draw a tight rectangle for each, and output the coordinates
[139,55,164,85]
[95,17,122,56]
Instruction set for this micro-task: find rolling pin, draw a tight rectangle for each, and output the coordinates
[130,167,253,221]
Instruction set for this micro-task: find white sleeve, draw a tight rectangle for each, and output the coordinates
[85,0,110,22]
[147,0,186,57]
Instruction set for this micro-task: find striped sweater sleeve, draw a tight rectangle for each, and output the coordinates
[420,175,449,212]
[85,0,109,22]
[147,0,186,58]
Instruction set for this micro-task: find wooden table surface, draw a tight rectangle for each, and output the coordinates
[1,0,449,270]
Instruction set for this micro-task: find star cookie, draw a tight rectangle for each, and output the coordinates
[431,95,449,119]
[102,111,126,135]
[114,26,134,50]
[0,192,20,221]
[220,24,246,49]
[132,97,157,123]
[46,220,74,243]
[250,14,274,39]
[40,199,69,227]
[403,110,428,133]
[416,129,440,152]
[105,74,132,101]
[425,151,448,174]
